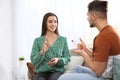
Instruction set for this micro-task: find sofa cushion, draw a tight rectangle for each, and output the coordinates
[65,56,84,73]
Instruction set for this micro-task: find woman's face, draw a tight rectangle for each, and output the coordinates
[46,16,58,32]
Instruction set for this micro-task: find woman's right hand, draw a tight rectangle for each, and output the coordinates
[40,42,50,55]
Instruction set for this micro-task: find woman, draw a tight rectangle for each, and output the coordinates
[30,12,71,80]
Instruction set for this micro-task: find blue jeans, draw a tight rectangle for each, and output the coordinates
[58,65,101,80]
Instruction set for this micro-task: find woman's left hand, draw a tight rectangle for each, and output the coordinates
[48,58,59,66]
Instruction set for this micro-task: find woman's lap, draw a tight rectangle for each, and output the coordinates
[34,71,63,80]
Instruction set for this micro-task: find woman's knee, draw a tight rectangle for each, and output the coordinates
[34,77,45,80]
[34,74,46,80]
[58,74,70,80]
[48,72,63,80]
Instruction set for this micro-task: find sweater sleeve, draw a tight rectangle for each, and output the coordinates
[55,38,71,67]
[30,38,45,65]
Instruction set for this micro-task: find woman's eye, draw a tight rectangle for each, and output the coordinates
[54,20,57,23]
[49,20,52,23]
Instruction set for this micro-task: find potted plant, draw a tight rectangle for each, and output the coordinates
[19,56,25,61]
[18,56,26,79]
[19,56,25,66]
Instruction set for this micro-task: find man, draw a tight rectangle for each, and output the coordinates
[58,0,120,80]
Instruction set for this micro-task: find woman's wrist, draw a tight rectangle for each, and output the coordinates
[40,50,44,55]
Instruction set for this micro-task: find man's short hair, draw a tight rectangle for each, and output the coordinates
[88,0,108,19]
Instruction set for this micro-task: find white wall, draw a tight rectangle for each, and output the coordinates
[108,0,120,31]
[0,0,12,80]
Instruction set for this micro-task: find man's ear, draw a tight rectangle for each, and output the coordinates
[91,12,98,21]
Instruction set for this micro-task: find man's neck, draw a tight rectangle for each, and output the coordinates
[96,19,108,31]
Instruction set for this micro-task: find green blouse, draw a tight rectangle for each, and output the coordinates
[30,36,71,73]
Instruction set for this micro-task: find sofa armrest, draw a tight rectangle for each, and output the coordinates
[26,62,35,80]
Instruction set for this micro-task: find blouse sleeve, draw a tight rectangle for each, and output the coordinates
[55,38,71,67]
[30,38,45,65]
